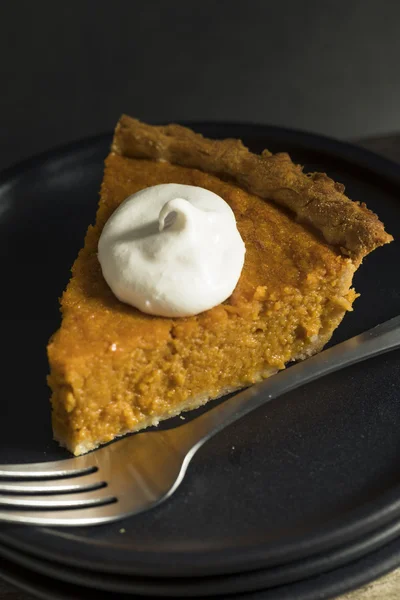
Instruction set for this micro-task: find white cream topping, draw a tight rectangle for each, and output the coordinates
[98,184,246,317]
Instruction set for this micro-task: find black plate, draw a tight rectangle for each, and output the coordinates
[1,516,400,596]
[2,531,400,600]
[0,124,399,578]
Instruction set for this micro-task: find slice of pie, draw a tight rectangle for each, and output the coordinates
[47,116,393,455]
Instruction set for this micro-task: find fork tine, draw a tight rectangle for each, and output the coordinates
[0,487,114,509]
[0,501,124,526]
[0,457,91,479]
[0,471,103,494]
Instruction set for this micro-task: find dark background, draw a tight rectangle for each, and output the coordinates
[1,0,400,171]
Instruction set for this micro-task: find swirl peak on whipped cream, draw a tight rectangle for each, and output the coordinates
[98,184,246,317]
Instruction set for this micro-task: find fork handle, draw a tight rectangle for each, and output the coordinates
[175,315,400,450]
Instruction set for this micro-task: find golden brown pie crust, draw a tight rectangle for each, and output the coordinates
[113,115,392,264]
[47,117,393,455]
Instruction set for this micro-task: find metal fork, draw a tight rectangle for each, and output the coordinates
[0,315,399,527]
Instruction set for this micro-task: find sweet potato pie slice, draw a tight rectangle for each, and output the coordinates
[47,116,393,455]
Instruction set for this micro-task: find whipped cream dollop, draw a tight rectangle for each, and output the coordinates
[98,184,245,317]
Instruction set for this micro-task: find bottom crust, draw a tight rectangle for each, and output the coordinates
[54,325,335,456]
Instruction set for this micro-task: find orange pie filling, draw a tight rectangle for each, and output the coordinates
[48,156,359,455]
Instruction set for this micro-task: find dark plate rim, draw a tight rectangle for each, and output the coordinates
[1,517,400,597]
[1,529,400,600]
